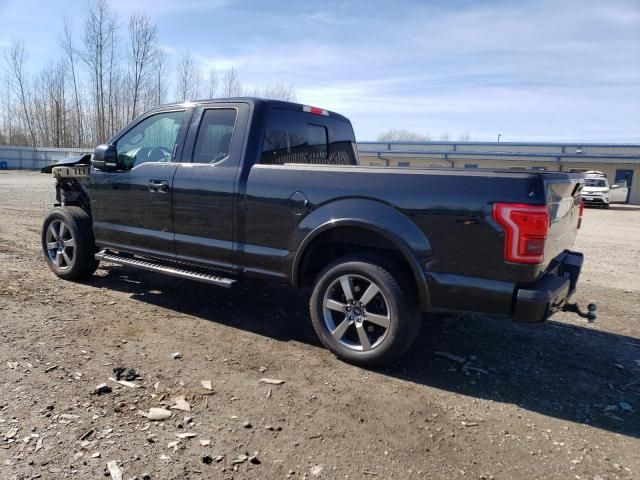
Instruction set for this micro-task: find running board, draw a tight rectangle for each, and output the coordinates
[95,250,236,288]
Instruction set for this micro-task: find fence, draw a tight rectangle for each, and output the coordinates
[0,145,89,171]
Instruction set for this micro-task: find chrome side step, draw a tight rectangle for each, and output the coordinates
[95,250,236,288]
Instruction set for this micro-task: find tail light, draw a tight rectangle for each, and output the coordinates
[577,198,584,229]
[493,203,550,264]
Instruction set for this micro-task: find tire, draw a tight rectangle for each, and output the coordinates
[41,206,99,280]
[603,203,610,209]
[309,256,421,367]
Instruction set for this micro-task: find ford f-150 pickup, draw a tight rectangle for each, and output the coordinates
[41,98,595,366]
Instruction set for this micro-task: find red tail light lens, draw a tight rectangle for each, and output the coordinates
[578,198,584,229]
[492,203,550,264]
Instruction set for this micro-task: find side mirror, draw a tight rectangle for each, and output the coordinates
[92,144,119,171]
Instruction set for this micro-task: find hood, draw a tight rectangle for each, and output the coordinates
[582,186,609,194]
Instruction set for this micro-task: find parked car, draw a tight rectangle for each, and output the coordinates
[40,98,595,366]
[581,170,629,207]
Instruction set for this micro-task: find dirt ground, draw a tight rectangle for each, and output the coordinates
[1,170,639,480]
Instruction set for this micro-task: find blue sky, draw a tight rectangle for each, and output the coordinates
[1,0,639,142]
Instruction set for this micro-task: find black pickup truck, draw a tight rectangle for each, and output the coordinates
[41,98,594,366]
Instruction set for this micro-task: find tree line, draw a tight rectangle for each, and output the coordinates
[0,0,295,149]
[377,129,472,142]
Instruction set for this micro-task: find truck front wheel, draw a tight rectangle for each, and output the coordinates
[41,207,99,280]
[309,256,421,367]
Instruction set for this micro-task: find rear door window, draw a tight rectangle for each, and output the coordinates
[261,108,357,165]
[192,108,237,163]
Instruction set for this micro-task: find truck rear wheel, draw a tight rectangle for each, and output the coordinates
[42,207,99,280]
[309,256,421,367]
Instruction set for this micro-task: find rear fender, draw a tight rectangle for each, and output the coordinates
[292,198,433,310]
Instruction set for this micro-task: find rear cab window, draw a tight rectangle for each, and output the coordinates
[261,108,358,166]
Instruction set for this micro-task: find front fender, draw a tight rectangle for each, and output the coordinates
[292,198,433,309]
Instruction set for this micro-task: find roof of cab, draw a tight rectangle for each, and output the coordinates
[157,97,351,123]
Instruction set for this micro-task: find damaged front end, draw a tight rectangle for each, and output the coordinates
[41,154,92,213]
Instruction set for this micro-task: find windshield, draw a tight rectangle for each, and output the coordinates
[585,178,607,187]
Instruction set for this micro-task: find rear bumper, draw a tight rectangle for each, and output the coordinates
[425,250,584,322]
[512,250,583,323]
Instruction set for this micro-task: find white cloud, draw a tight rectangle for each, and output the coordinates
[107,0,232,17]
[300,11,357,26]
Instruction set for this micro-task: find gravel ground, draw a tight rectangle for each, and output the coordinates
[1,170,639,480]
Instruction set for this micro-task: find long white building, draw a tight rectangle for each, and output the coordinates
[358,141,640,204]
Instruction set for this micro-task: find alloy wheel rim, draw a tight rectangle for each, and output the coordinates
[45,220,75,270]
[322,274,391,352]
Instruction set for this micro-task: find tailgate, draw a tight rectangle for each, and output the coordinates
[543,173,584,267]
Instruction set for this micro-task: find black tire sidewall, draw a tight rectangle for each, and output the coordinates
[310,258,415,366]
[41,207,97,280]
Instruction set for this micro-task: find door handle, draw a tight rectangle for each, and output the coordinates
[149,180,169,193]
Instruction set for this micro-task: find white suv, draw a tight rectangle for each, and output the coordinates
[581,171,629,208]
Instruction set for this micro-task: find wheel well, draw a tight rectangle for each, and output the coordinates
[297,226,417,292]
[56,178,91,216]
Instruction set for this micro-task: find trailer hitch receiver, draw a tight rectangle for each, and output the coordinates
[562,301,597,322]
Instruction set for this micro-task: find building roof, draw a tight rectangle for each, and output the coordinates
[357,141,640,164]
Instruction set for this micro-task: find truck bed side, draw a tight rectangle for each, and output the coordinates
[241,164,582,316]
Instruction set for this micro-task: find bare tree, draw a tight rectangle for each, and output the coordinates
[52,61,67,146]
[206,67,218,98]
[106,14,120,135]
[32,60,68,146]
[176,50,199,101]
[60,18,84,146]
[1,74,13,144]
[128,14,157,119]
[0,3,298,149]
[221,67,242,97]
[243,86,262,97]
[377,129,431,142]
[458,132,471,141]
[4,40,37,147]
[262,81,296,101]
[82,0,118,142]
[440,132,450,141]
[153,49,168,106]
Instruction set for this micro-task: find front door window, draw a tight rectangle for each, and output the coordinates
[116,111,186,169]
